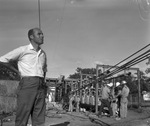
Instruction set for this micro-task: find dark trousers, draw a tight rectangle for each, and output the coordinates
[15,77,46,126]
[98,99,113,116]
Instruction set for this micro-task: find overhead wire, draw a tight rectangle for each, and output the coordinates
[106,49,150,78]
[106,43,150,72]
[106,54,149,78]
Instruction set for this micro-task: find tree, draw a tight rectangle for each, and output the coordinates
[125,70,150,93]
[69,67,102,79]
[69,72,80,79]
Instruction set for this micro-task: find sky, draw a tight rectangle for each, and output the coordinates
[0,0,150,78]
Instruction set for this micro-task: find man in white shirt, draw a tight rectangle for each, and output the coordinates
[97,82,113,118]
[0,28,47,126]
[120,81,130,119]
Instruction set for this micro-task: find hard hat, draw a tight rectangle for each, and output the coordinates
[122,80,127,84]
[116,82,120,87]
[107,82,113,87]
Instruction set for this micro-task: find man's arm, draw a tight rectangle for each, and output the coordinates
[115,90,122,97]
[44,72,46,82]
[0,47,23,76]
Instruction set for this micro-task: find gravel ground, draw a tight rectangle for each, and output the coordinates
[2,107,150,126]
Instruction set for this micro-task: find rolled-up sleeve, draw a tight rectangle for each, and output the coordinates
[0,47,22,63]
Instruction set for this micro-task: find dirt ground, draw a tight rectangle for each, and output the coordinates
[2,106,150,126]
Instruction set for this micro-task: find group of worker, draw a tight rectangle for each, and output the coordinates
[68,80,130,121]
[97,80,130,120]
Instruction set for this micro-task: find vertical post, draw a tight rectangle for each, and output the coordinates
[95,64,99,114]
[65,81,67,94]
[137,69,141,109]
[71,80,73,93]
[55,79,57,102]
[80,71,82,101]
[113,78,115,86]
[38,0,41,29]
[102,65,105,73]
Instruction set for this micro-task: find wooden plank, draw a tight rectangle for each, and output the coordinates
[89,115,112,126]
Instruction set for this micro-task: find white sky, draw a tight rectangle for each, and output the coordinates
[0,0,150,78]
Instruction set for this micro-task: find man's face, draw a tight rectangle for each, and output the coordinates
[32,28,44,45]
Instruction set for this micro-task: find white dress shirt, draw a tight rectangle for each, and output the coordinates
[0,44,47,77]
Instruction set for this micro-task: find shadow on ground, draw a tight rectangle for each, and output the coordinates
[50,121,70,126]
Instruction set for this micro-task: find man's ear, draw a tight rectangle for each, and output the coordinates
[30,35,34,40]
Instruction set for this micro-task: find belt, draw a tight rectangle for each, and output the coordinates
[21,76,44,80]
[21,76,46,89]
[21,76,44,84]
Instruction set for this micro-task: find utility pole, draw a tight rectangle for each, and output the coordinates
[38,0,41,29]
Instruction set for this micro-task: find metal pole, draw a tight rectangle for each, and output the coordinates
[137,69,141,109]
[38,0,41,29]
[80,71,82,101]
[95,64,99,114]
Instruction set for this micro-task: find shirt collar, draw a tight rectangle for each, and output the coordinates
[28,43,34,50]
[28,43,42,52]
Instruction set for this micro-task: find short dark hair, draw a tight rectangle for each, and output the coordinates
[28,28,34,41]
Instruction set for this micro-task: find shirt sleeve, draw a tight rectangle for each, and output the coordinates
[0,47,23,63]
[107,87,110,93]
[121,87,129,97]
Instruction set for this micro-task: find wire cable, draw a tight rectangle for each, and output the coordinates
[106,43,150,72]
[106,49,150,77]
[107,54,149,78]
